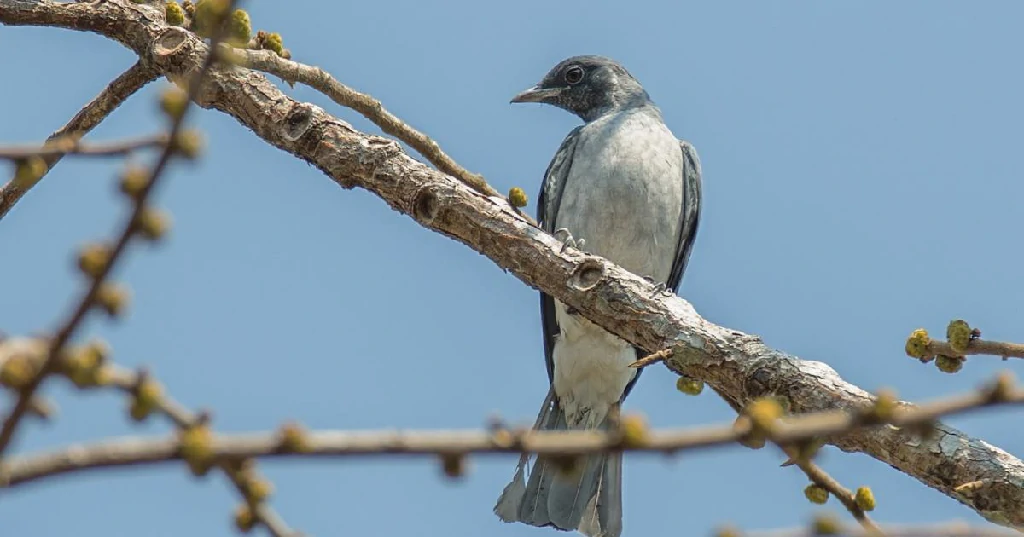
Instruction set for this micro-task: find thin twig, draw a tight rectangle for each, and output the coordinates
[629,348,672,369]
[0,0,234,461]
[5,373,1024,489]
[736,521,1018,537]
[0,60,158,220]
[0,133,168,159]
[218,45,500,199]
[784,450,879,533]
[107,366,295,537]
[927,339,1024,361]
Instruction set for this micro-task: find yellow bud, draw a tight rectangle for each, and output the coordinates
[905,328,931,359]
[746,398,783,433]
[82,339,110,366]
[159,87,189,121]
[233,504,256,533]
[135,376,163,407]
[77,243,112,279]
[137,207,171,241]
[13,156,47,189]
[172,130,204,160]
[935,354,964,374]
[193,0,229,37]
[854,486,875,511]
[165,1,185,25]
[804,483,829,505]
[277,421,309,452]
[63,341,110,388]
[119,165,150,200]
[946,319,972,354]
[244,476,273,503]
[0,355,37,389]
[871,388,898,421]
[714,526,741,537]
[618,413,649,447]
[508,187,528,208]
[811,513,841,535]
[265,32,284,55]
[675,376,704,396]
[95,283,131,318]
[129,399,154,421]
[227,9,251,46]
[179,423,214,477]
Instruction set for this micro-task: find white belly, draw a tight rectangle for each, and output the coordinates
[551,108,684,429]
[552,301,637,428]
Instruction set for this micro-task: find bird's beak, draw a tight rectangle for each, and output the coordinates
[510,85,561,104]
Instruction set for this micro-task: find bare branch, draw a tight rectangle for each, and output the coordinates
[736,520,1019,537]
[3,373,1024,493]
[785,453,877,531]
[219,45,500,198]
[629,348,672,368]
[0,60,158,220]
[0,133,168,160]
[2,0,1023,527]
[104,365,296,537]
[925,338,1024,361]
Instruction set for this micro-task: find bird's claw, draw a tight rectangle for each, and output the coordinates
[554,228,586,253]
[644,277,675,298]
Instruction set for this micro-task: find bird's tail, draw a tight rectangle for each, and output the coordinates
[494,389,623,537]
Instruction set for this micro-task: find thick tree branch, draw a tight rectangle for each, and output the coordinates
[2,0,1022,528]
[216,45,500,199]
[0,59,158,220]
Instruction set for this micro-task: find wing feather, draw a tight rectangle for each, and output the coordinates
[537,126,583,383]
[666,140,703,293]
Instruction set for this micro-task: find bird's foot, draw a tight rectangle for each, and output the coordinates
[553,228,586,253]
[643,276,676,298]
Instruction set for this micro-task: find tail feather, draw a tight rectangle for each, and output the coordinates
[546,451,605,530]
[494,388,557,524]
[494,393,623,537]
[596,452,623,537]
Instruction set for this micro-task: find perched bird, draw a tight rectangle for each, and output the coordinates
[494,55,703,537]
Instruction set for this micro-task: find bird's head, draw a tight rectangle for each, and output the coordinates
[511,55,650,122]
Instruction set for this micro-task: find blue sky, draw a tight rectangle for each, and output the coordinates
[2,1,1024,535]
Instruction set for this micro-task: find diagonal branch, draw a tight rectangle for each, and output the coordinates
[217,44,499,198]
[1,0,1022,529]
[0,60,158,220]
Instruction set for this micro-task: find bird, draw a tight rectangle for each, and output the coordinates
[493,55,703,537]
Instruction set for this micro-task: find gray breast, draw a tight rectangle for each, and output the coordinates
[555,108,684,282]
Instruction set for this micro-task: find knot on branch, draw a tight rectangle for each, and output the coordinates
[413,186,441,224]
[282,104,314,143]
[569,259,604,292]
[151,26,194,73]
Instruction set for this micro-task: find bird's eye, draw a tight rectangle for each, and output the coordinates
[564,66,584,85]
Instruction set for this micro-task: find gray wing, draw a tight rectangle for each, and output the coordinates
[537,126,583,383]
[665,140,703,293]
